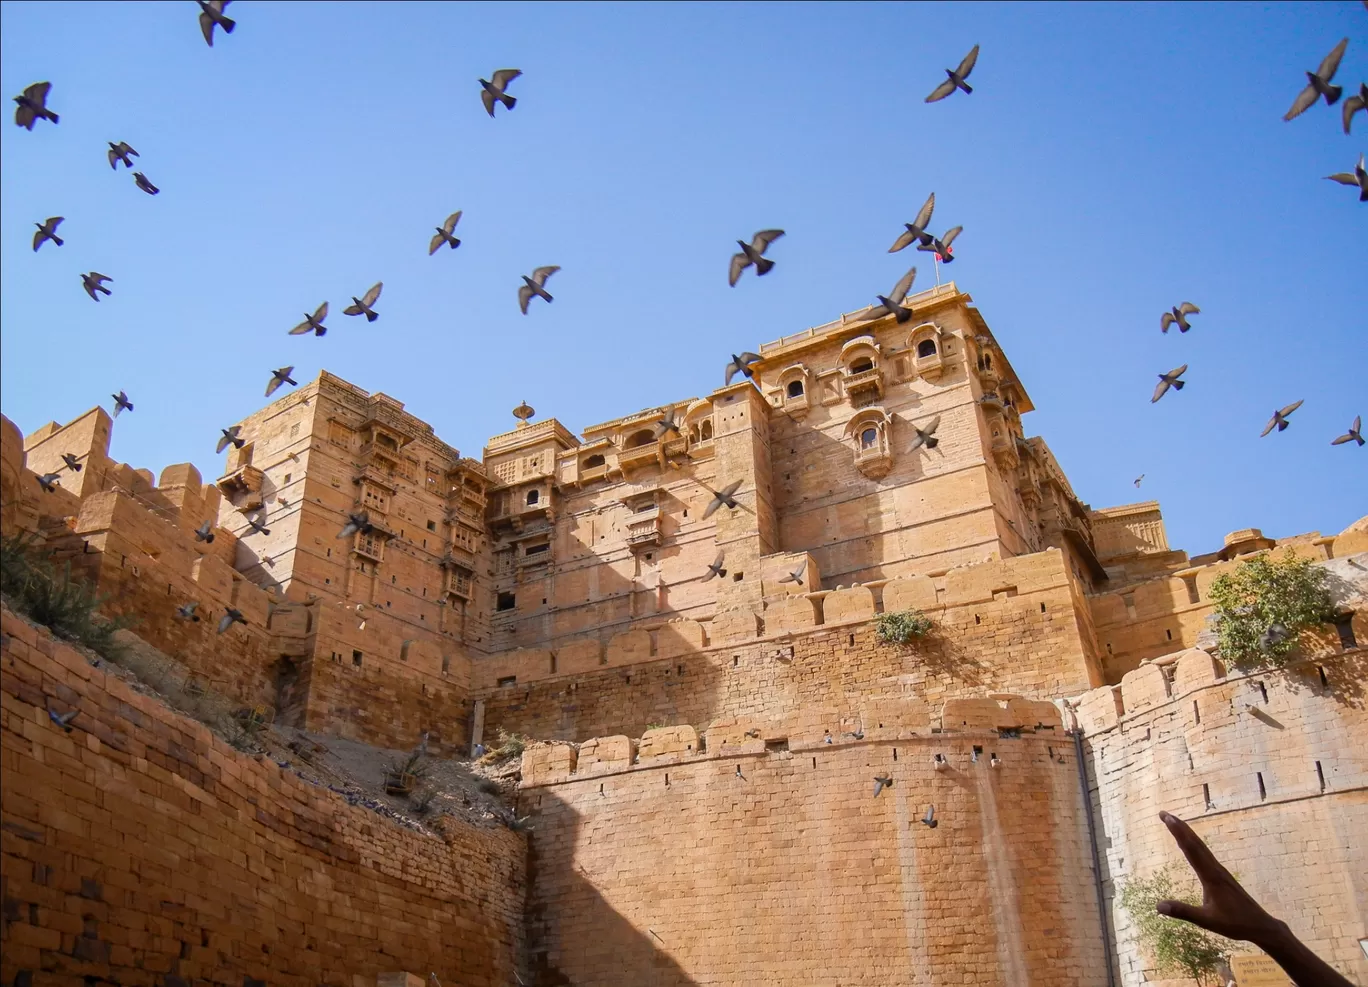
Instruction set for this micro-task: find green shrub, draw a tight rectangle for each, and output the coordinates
[874,609,933,645]
[1119,867,1234,985]
[0,534,132,659]
[477,728,527,765]
[1207,550,1334,668]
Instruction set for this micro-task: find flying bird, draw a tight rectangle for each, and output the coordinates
[518,266,559,314]
[338,512,374,539]
[701,479,743,520]
[176,602,201,621]
[907,414,941,452]
[889,193,936,253]
[82,272,113,301]
[724,352,762,386]
[1332,415,1363,446]
[32,217,63,251]
[728,230,785,286]
[702,551,727,582]
[289,301,329,336]
[197,0,236,47]
[921,804,938,828]
[843,730,864,740]
[1261,401,1304,437]
[61,453,82,472]
[429,211,463,254]
[652,407,681,440]
[480,69,522,116]
[1134,474,1144,488]
[13,82,58,129]
[1284,38,1348,121]
[778,560,807,586]
[1325,153,1368,202]
[850,267,918,325]
[244,513,270,536]
[107,141,138,169]
[194,521,215,543]
[1344,83,1368,134]
[217,608,246,634]
[112,391,133,417]
[1151,365,1187,404]
[925,44,980,103]
[343,282,383,322]
[37,472,61,493]
[265,366,297,398]
[216,426,244,454]
[46,705,80,732]
[873,775,893,797]
[133,172,160,195]
[917,226,962,263]
[1160,302,1200,334]
[1258,623,1289,651]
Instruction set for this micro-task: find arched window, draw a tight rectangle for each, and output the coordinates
[983,353,992,370]
[860,428,878,450]
[625,429,655,449]
[917,339,938,358]
[583,454,605,469]
[786,379,805,398]
[526,489,539,506]
[850,357,874,375]
[700,420,713,441]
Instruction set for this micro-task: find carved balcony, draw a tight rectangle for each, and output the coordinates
[853,445,893,480]
[844,367,883,406]
[444,567,473,601]
[215,465,265,515]
[626,505,662,550]
[618,441,662,473]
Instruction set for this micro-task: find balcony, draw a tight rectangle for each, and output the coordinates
[853,444,893,480]
[618,441,661,473]
[353,531,385,562]
[444,567,473,600]
[844,367,883,406]
[518,543,553,568]
[215,465,265,514]
[626,506,661,550]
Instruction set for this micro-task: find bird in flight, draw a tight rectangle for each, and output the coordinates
[107,141,138,169]
[176,601,201,622]
[1325,153,1367,202]
[921,804,938,828]
[701,480,743,520]
[82,272,113,301]
[13,82,58,129]
[266,366,297,398]
[32,217,63,251]
[918,226,962,263]
[889,193,936,253]
[133,172,160,195]
[429,211,463,254]
[216,426,245,454]
[1258,623,1289,652]
[339,512,374,539]
[926,45,979,103]
[480,69,521,116]
[907,414,941,452]
[37,472,61,493]
[244,512,270,536]
[197,0,236,47]
[289,301,329,336]
[518,266,559,314]
[1284,38,1348,121]
[1260,400,1304,437]
[778,560,807,587]
[46,704,80,732]
[1160,302,1200,334]
[1134,474,1144,488]
[728,230,785,286]
[61,453,82,472]
[1344,83,1368,135]
[724,352,762,386]
[702,551,727,582]
[1151,365,1187,404]
[653,407,682,440]
[194,521,215,543]
[1332,416,1363,447]
[872,775,893,797]
[217,608,246,634]
[112,391,133,417]
[344,282,383,322]
[850,267,918,325]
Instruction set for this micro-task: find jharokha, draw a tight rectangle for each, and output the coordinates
[3,282,1365,987]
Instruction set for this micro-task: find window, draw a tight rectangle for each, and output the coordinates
[786,380,804,398]
[525,543,549,556]
[526,489,539,506]
[352,650,363,667]
[625,429,655,449]
[426,520,436,532]
[584,454,605,469]
[860,428,878,450]
[849,358,874,375]
[497,592,516,611]
[917,338,938,358]
[498,676,517,688]
[700,420,713,441]
[283,473,292,484]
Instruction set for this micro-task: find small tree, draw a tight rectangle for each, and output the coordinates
[1119,867,1235,985]
[1207,550,1334,668]
[874,609,933,645]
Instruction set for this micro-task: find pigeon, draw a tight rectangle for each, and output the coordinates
[194,521,215,543]
[518,266,559,314]
[245,513,270,536]
[217,608,246,634]
[873,775,893,797]
[216,426,245,454]
[1344,83,1368,134]
[888,193,936,253]
[843,730,864,740]
[339,512,374,539]
[1284,38,1348,121]
[176,602,201,621]
[728,230,785,286]
[289,302,329,336]
[107,141,138,169]
[702,551,727,582]
[1134,474,1144,488]
[850,267,918,325]
[1160,302,1200,334]
[37,472,61,493]
[133,172,160,195]
[925,45,980,102]
[32,217,63,251]
[701,480,743,520]
[652,407,681,440]
[13,82,58,129]
[907,414,941,452]
[265,366,297,398]
[82,273,113,301]
[724,352,762,386]
[1260,401,1304,437]
[778,560,807,586]
[1332,415,1363,446]
[480,69,522,116]
[197,0,235,47]
[921,804,938,828]
[1325,153,1367,202]
[917,226,962,263]
[343,282,383,322]
[1151,365,1187,404]
[734,765,744,779]
[1258,623,1289,651]
[112,391,133,417]
[46,705,80,732]
[61,453,82,472]
[429,211,463,254]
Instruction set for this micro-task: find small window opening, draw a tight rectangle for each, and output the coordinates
[1166,629,1173,641]
[1193,700,1201,725]
[917,338,937,358]
[975,614,981,625]
[812,757,817,769]
[1318,665,1329,689]
[677,664,685,675]
[496,592,516,611]
[849,357,874,375]
[786,379,804,398]
[732,655,739,667]
[526,489,539,506]
[550,654,557,674]
[764,739,789,753]
[1333,614,1357,650]
[584,454,605,469]
[426,520,436,531]
[848,634,855,646]
[441,655,450,673]
[859,427,878,450]
[664,773,669,786]
[892,748,898,761]
[1203,783,1212,809]
[1256,772,1266,800]
[1040,603,1046,613]
[352,650,363,667]
[733,572,743,582]
[1257,681,1268,704]
[497,676,517,688]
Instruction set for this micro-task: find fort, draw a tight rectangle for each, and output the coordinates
[2,281,1364,986]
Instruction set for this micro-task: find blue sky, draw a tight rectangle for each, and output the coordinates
[2,1,1364,556]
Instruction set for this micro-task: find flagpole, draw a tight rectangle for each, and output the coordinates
[933,252,942,287]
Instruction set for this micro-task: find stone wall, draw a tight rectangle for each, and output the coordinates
[0,608,526,987]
